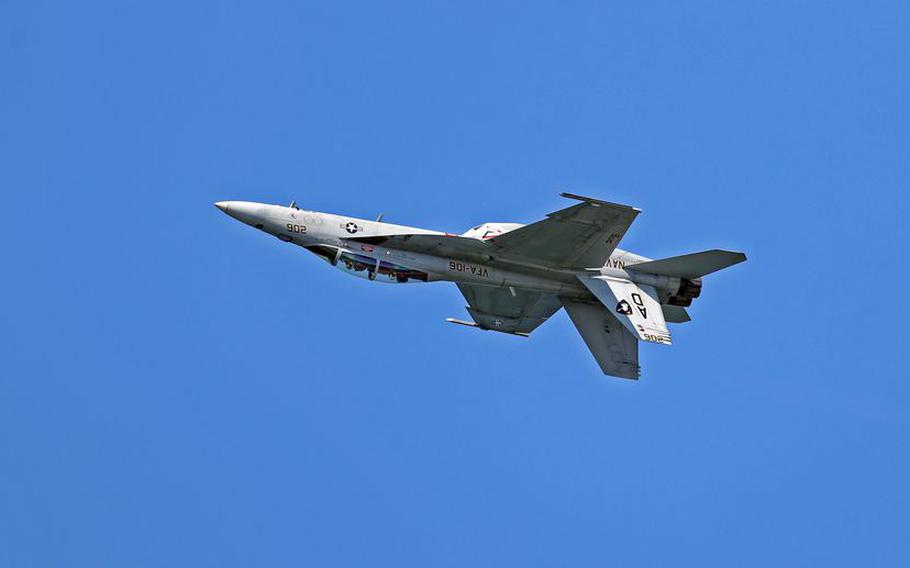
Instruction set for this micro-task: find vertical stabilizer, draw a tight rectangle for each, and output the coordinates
[577,276,671,344]
[563,300,640,379]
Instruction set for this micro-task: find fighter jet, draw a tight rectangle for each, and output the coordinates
[215,194,745,379]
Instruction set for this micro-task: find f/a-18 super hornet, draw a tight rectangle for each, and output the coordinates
[215,194,745,379]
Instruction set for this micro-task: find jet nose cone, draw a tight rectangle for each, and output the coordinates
[213,200,268,227]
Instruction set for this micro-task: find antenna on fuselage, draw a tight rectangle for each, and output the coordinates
[376,213,384,222]
[289,200,299,210]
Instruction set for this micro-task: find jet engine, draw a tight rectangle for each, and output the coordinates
[627,271,703,307]
[667,278,702,307]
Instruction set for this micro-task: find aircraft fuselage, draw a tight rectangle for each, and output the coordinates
[215,200,626,298]
[215,196,745,378]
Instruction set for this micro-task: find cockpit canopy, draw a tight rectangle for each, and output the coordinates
[461,222,524,241]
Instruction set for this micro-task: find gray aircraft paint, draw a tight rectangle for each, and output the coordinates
[215,195,745,379]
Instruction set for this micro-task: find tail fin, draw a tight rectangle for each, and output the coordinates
[577,276,672,345]
[563,300,640,379]
[627,249,746,279]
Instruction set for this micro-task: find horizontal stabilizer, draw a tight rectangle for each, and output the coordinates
[662,305,691,323]
[628,249,746,279]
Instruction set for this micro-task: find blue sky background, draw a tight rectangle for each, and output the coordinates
[2,1,908,566]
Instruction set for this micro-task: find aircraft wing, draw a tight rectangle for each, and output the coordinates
[351,194,639,269]
[486,193,640,269]
[562,300,640,379]
[452,283,563,335]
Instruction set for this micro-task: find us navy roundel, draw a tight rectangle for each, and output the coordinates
[345,222,359,234]
[616,300,633,315]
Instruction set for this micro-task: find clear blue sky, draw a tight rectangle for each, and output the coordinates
[2,1,908,566]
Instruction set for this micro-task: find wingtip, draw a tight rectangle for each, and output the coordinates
[559,192,639,211]
[446,318,481,329]
[709,249,748,263]
[726,250,748,263]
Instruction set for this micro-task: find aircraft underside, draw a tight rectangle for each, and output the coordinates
[215,193,745,379]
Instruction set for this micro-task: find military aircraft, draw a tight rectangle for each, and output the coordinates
[215,194,745,379]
